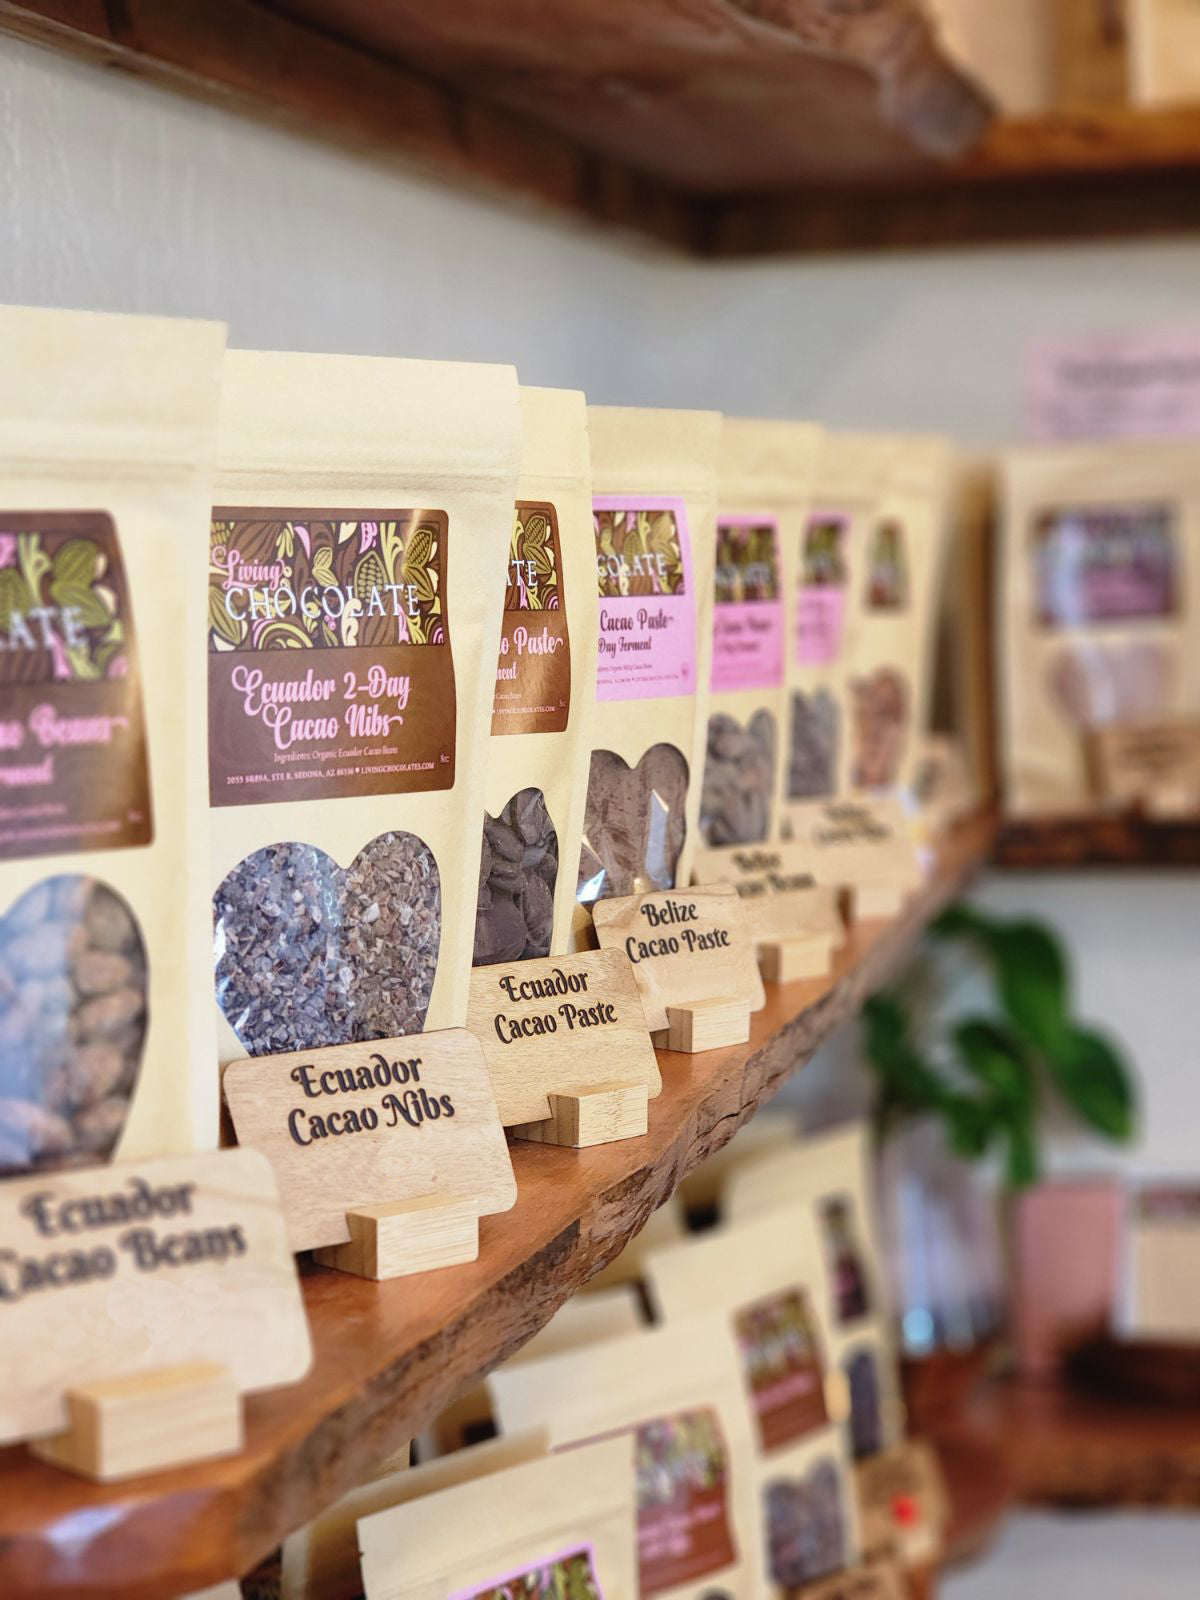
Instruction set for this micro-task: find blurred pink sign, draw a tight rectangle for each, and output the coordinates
[1028,329,1200,441]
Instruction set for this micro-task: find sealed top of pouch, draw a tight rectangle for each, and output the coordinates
[588,404,722,497]
[719,418,822,504]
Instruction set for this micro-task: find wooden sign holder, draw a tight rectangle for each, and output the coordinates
[691,845,845,987]
[0,1148,310,1484]
[787,798,923,928]
[32,1361,243,1483]
[467,950,662,1148]
[590,885,765,1055]
[223,1030,517,1281]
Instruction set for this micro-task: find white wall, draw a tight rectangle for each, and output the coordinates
[2,30,1198,1173]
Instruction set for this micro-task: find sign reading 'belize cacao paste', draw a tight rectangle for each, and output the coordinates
[0,512,151,862]
[491,501,571,736]
[208,509,456,808]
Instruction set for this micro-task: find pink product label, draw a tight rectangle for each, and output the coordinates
[712,513,784,692]
[594,495,696,703]
[796,510,850,665]
[1027,328,1200,442]
[796,589,846,665]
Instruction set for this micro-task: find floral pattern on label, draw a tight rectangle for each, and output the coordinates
[734,1287,829,1453]
[207,508,455,807]
[1032,504,1178,627]
[449,1542,605,1600]
[493,501,571,736]
[635,1406,738,1595]
[796,513,849,666]
[0,512,151,861]
[712,515,784,693]
[594,496,695,703]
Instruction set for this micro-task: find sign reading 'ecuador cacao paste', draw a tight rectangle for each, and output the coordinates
[0,1147,311,1445]
[491,501,571,736]
[208,509,455,807]
[466,949,660,1126]
[222,1029,516,1253]
[0,512,151,862]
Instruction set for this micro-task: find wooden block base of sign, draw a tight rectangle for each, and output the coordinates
[312,1195,479,1280]
[652,997,751,1054]
[30,1361,242,1483]
[851,883,911,922]
[758,934,835,985]
[512,1081,650,1148]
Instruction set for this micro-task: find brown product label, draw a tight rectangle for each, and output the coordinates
[492,501,571,736]
[635,1407,738,1594]
[735,1288,829,1453]
[1032,504,1178,627]
[449,1544,604,1600]
[208,509,455,807]
[864,520,909,611]
[0,512,151,862]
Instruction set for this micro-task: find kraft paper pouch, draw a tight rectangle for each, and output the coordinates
[359,1433,637,1600]
[644,1207,860,1596]
[490,1313,763,1600]
[725,1124,903,1460]
[999,440,1200,815]
[702,419,822,849]
[0,304,226,1172]
[420,1283,644,1459]
[575,406,720,945]
[281,1431,545,1600]
[474,387,597,966]
[844,436,952,797]
[779,433,890,838]
[208,351,521,1068]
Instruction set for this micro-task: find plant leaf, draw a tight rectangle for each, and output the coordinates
[1005,1117,1039,1189]
[862,993,945,1111]
[989,920,1070,1052]
[952,1016,1035,1108]
[942,1093,998,1159]
[1047,1024,1136,1142]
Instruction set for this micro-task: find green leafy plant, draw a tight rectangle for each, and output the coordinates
[862,903,1136,1189]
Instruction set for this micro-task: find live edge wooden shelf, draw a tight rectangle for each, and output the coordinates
[0,812,995,1600]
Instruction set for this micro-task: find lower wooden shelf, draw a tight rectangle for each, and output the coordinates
[968,1376,1200,1510]
[0,813,994,1600]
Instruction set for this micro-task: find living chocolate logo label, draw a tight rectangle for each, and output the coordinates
[0,512,151,861]
[635,1407,738,1594]
[734,1288,829,1453]
[593,497,695,703]
[208,508,455,807]
[492,501,571,737]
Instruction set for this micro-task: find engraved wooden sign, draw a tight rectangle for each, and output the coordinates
[787,798,923,891]
[693,844,843,943]
[0,1148,311,1449]
[467,950,662,1137]
[1087,717,1200,817]
[590,885,765,1047]
[223,1029,517,1255]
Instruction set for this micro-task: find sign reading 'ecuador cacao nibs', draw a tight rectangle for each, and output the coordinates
[223,1029,517,1253]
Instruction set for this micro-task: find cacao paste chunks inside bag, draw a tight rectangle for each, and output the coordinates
[358,1433,638,1600]
[724,1123,903,1464]
[1000,441,1200,815]
[778,432,889,837]
[490,1312,763,1600]
[474,388,596,967]
[0,305,226,1173]
[575,406,720,943]
[210,351,521,1066]
[702,419,822,849]
[644,1205,861,1596]
[844,435,952,797]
